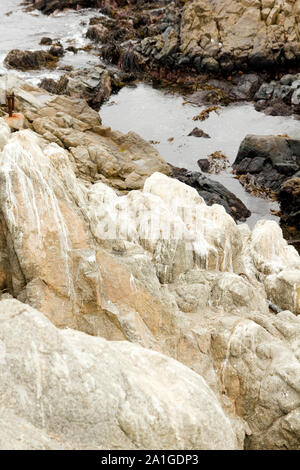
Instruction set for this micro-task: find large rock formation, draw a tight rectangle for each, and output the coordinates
[181,0,300,71]
[0,299,240,450]
[28,0,300,75]
[0,76,299,449]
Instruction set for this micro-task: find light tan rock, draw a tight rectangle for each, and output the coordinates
[180,0,300,66]
[0,119,10,151]
[0,298,241,450]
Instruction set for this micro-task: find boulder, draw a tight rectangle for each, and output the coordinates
[4,49,58,71]
[233,135,300,192]
[188,127,210,138]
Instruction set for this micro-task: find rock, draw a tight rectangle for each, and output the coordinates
[201,57,219,73]
[86,24,109,43]
[233,135,300,192]
[181,0,300,70]
[254,74,300,117]
[198,151,230,174]
[188,127,210,138]
[39,37,52,46]
[29,0,300,80]
[0,120,10,151]
[27,0,100,15]
[265,270,300,315]
[40,65,113,110]
[0,298,240,450]
[1,77,300,449]
[280,74,296,86]
[279,177,300,227]
[292,88,300,111]
[3,113,25,131]
[49,44,65,58]
[4,49,59,71]
[254,83,274,101]
[170,165,251,221]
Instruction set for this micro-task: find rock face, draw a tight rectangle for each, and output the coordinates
[0,299,241,450]
[181,0,300,71]
[0,76,300,449]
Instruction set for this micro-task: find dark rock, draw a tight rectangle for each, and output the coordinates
[254,83,274,101]
[253,74,300,117]
[49,44,65,58]
[39,64,113,110]
[262,101,293,117]
[233,135,300,193]
[278,177,300,227]
[66,46,78,54]
[193,56,203,73]
[201,57,219,73]
[198,151,230,174]
[27,0,99,15]
[4,49,58,71]
[272,85,293,104]
[188,128,210,138]
[170,165,251,222]
[39,76,69,95]
[197,159,211,172]
[280,74,296,86]
[229,73,262,101]
[86,24,108,43]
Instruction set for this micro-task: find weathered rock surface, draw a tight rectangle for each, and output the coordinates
[0,76,300,449]
[39,65,113,111]
[0,298,241,450]
[181,0,300,71]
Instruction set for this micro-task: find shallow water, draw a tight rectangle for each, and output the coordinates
[0,0,100,84]
[101,84,300,227]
